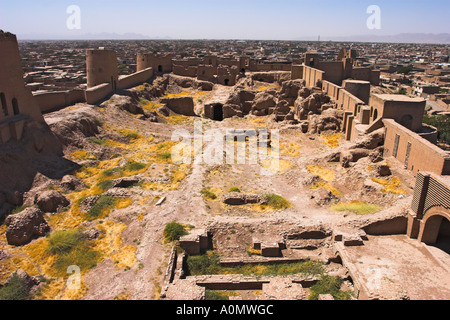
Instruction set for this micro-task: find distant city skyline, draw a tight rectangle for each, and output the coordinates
[1,0,449,42]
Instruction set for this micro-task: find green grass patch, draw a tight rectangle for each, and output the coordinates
[331,201,381,215]
[117,129,140,140]
[89,137,109,146]
[101,167,122,177]
[124,161,147,173]
[157,152,172,161]
[201,188,217,200]
[186,252,324,276]
[261,193,291,210]
[205,290,230,300]
[96,179,115,192]
[101,161,147,179]
[308,275,354,300]
[0,273,31,300]
[228,187,241,193]
[47,229,100,276]
[47,229,83,255]
[163,222,188,242]
[88,195,117,218]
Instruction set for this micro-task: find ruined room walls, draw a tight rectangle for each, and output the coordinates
[317,61,344,85]
[383,119,450,176]
[303,66,325,88]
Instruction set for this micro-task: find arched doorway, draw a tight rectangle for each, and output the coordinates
[12,98,19,115]
[0,92,8,116]
[434,218,450,254]
[373,109,378,121]
[224,79,229,86]
[158,65,163,73]
[418,207,450,251]
[213,104,223,121]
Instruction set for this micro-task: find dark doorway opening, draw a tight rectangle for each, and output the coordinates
[158,65,163,72]
[431,218,450,255]
[373,109,378,121]
[0,92,8,116]
[213,104,223,121]
[240,68,246,74]
[224,79,229,86]
[12,98,19,115]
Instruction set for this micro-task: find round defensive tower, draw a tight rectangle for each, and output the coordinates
[86,49,118,89]
[137,53,152,72]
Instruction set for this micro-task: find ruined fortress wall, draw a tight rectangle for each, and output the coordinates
[351,67,371,82]
[317,61,344,85]
[303,66,325,88]
[291,65,303,80]
[0,32,43,123]
[117,67,153,90]
[85,83,112,105]
[322,80,341,102]
[172,60,201,68]
[197,65,217,81]
[217,59,240,68]
[34,89,85,113]
[137,53,173,73]
[383,119,450,176]
[86,49,118,89]
[338,89,365,115]
[343,80,371,105]
[251,64,292,72]
[369,70,381,86]
[172,64,198,77]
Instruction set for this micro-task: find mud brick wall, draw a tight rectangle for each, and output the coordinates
[383,119,450,176]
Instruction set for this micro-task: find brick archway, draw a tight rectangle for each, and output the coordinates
[418,206,450,244]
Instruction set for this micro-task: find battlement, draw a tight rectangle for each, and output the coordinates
[0,30,17,41]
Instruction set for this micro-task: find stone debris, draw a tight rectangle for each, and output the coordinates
[35,190,70,213]
[263,278,306,300]
[333,227,367,247]
[5,207,50,246]
[223,192,261,205]
[60,175,86,192]
[156,196,166,206]
[4,270,41,294]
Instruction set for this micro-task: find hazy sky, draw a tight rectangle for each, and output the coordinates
[0,0,449,40]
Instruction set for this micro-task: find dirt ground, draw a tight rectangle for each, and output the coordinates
[0,78,443,300]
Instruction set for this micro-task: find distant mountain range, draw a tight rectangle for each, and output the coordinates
[322,33,450,44]
[17,32,450,44]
